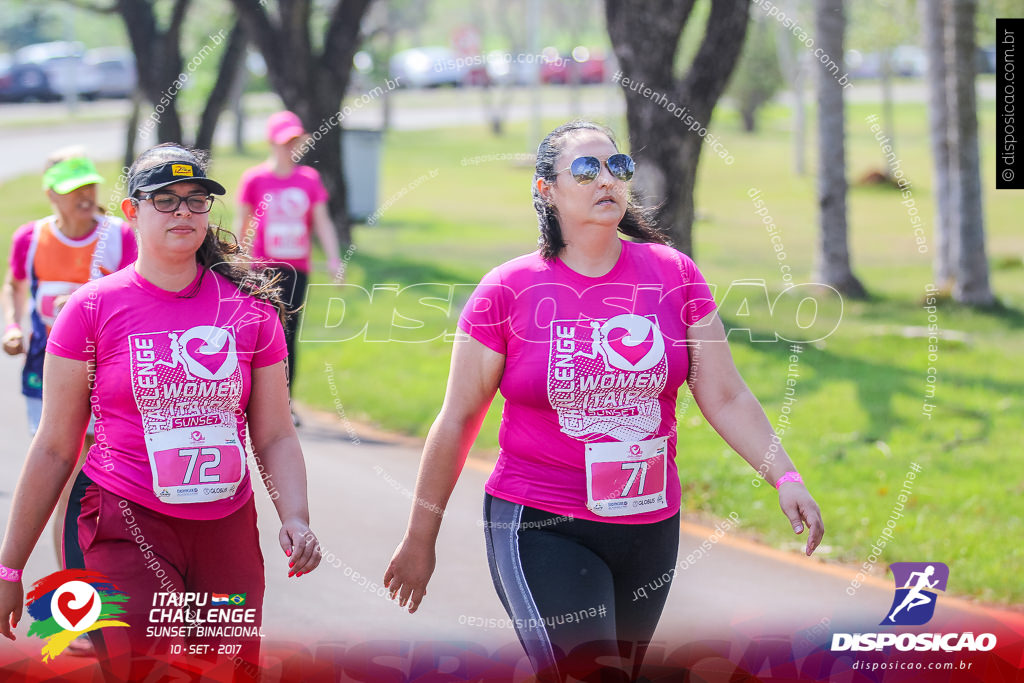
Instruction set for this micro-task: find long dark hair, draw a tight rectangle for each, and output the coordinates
[533,120,668,260]
[127,143,286,318]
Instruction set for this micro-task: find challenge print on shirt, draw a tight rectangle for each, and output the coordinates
[547,313,670,517]
[129,326,247,504]
[547,313,668,441]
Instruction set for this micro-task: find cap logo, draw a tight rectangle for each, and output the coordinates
[171,164,194,177]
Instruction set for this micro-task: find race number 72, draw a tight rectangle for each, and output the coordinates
[179,447,222,483]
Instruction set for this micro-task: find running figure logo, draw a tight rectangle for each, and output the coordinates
[881,562,949,626]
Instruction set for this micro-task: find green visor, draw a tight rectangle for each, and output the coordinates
[42,158,105,195]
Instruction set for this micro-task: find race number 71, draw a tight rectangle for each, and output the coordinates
[620,460,649,497]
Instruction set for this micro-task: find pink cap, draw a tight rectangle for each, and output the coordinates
[267,110,306,144]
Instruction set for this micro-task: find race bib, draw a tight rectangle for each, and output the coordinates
[264,219,309,259]
[147,423,245,503]
[585,436,668,517]
[129,326,247,504]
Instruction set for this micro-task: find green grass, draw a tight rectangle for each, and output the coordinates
[2,97,1022,605]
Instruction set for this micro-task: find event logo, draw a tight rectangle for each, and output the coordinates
[831,561,995,653]
[882,562,949,626]
[25,569,129,661]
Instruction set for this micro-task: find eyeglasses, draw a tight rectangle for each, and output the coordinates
[137,191,214,214]
[557,154,635,184]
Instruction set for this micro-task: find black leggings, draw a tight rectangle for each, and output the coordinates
[483,494,679,682]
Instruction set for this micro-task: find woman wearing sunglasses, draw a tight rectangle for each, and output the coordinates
[384,121,823,681]
[0,143,321,680]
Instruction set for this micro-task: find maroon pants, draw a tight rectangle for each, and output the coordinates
[78,483,265,680]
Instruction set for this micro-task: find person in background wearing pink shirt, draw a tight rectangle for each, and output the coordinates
[236,111,343,425]
[0,143,321,680]
[384,121,825,682]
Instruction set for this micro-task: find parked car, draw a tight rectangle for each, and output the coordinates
[13,41,102,101]
[0,53,55,102]
[541,48,607,85]
[389,46,468,88]
[85,47,136,98]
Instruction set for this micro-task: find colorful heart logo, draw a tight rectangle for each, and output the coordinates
[56,591,94,630]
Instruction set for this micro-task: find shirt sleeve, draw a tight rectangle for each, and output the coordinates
[252,301,288,368]
[8,222,35,282]
[304,167,329,205]
[676,252,717,326]
[457,267,512,355]
[119,223,138,268]
[46,282,98,361]
[237,168,257,207]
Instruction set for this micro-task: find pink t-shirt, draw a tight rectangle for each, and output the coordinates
[47,265,287,520]
[458,239,717,524]
[238,162,329,273]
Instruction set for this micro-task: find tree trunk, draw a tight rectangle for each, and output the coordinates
[813,0,866,297]
[775,0,806,175]
[195,21,248,152]
[117,0,190,145]
[944,0,993,305]
[792,55,807,175]
[919,0,955,289]
[124,89,143,171]
[880,49,896,162]
[605,0,749,257]
[741,107,756,132]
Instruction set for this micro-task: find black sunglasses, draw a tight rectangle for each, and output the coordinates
[137,191,214,214]
[557,153,635,184]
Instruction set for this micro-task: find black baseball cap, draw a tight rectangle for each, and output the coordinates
[127,159,226,197]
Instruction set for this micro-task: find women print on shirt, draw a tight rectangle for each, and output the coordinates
[547,313,668,442]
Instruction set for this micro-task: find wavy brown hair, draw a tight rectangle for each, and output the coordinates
[127,143,286,319]
[533,120,669,259]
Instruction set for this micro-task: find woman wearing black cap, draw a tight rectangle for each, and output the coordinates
[0,143,321,680]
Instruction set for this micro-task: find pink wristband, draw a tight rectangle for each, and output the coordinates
[0,565,23,582]
[4,323,19,333]
[774,471,803,488]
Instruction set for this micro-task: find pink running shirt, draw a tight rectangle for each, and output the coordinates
[47,266,287,520]
[238,163,328,273]
[458,239,717,524]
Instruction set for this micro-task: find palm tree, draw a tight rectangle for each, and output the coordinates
[813,0,866,297]
[944,0,993,305]
[919,0,955,290]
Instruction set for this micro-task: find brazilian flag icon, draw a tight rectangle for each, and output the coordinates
[229,593,247,606]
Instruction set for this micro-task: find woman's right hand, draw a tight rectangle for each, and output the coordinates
[0,580,24,641]
[383,536,436,614]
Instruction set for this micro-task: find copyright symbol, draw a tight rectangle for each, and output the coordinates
[1003,168,1015,182]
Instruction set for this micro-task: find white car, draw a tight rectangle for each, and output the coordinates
[389,47,468,88]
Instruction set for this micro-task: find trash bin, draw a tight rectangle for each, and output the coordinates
[341,128,382,223]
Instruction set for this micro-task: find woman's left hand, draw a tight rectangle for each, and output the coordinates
[778,484,824,556]
[279,518,322,577]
